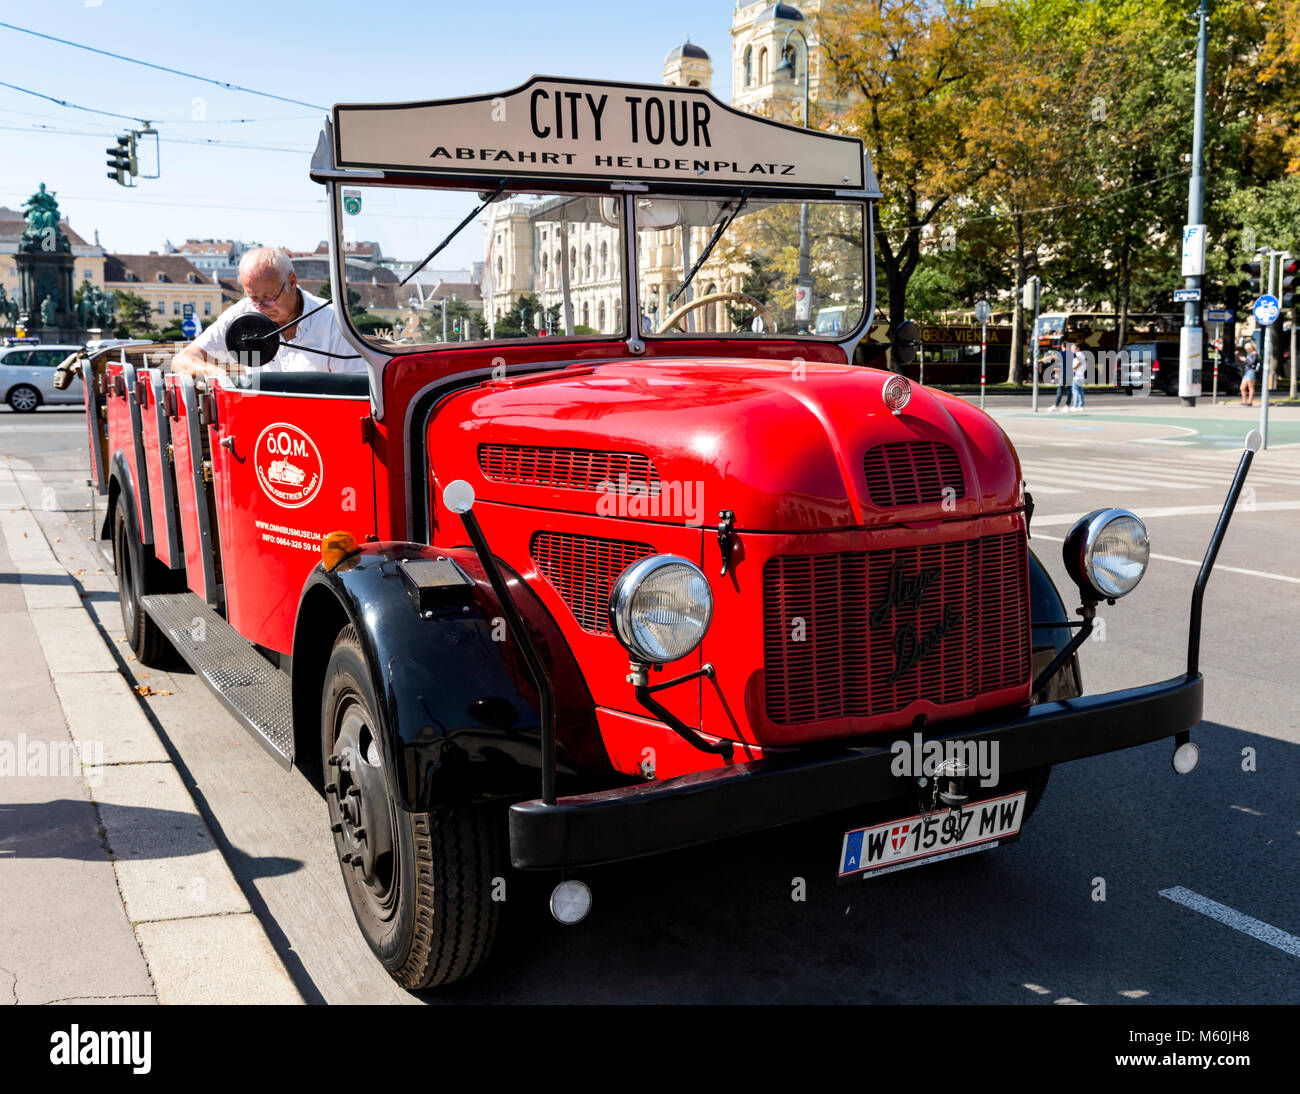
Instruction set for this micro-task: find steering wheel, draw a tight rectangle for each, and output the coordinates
[655,291,778,335]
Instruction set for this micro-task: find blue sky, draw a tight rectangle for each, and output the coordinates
[0,0,739,268]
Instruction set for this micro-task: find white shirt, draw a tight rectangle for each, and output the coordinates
[189,288,367,373]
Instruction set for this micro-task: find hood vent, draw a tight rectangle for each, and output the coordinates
[480,444,660,495]
[863,442,965,507]
[531,531,653,634]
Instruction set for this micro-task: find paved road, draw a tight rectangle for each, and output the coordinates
[3,400,1297,1005]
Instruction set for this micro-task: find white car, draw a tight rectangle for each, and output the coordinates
[1,343,84,412]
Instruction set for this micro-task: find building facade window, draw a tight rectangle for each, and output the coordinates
[156,301,165,315]
[174,301,181,315]
[204,301,212,316]
[582,301,590,328]
[600,241,608,277]
[598,300,606,330]
[758,47,768,84]
[744,46,753,87]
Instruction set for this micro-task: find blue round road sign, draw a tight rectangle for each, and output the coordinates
[1252,295,1280,325]
[181,315,200,338]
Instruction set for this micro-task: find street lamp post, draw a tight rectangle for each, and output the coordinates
[1180,0,1209,407]
[777,29,812,330]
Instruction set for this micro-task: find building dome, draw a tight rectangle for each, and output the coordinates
[665,38,710,63]
[753,2,805,23]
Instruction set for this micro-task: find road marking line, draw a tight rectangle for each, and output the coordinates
[1032,499,1300,525]
[1021,484,1078,495]
[1159,887,1300,958]
[1030,531,1300,583]
[1024,459,1230,489]
[1030,454,1298,485]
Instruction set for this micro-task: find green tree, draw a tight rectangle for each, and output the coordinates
[111,290,155,338]
[819,0,989,361]
[317,281,366,318]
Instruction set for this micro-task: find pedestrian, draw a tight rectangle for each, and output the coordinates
[1070,344,1087,410]
[1240,342,1259,407]
[1047,340,1073,412]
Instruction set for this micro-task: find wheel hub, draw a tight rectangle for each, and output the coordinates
[329,703,396,903]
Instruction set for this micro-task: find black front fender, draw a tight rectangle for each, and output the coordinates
[292,542,610,812]
[1029,547,1083,701]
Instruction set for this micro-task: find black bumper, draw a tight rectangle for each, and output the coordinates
[508,673,1202,869]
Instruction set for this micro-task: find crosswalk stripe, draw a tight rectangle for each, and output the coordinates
[1023,461,1207,490]
[1022,484,1078,495]
[1023,457,1297,490]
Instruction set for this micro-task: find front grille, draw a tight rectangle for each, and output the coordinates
[480,444,660,494]
[763,533,1028,725]
[531,531,653,634]
[863,441,965,507]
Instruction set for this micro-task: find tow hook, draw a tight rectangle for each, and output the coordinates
[936,758,969,813]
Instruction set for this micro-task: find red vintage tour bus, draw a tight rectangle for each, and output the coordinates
[75,76,1252,990]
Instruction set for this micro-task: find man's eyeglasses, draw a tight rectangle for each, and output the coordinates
[246,281,287,307]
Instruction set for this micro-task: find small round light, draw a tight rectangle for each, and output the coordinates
[882,375,912,414]
[549,879,592,925]
[1172,741,1200,775]
[609,555,713,664]
[443,479,475,514]
[1063,508,1150,600]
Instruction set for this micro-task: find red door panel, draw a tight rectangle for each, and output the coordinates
[210,386,377,654]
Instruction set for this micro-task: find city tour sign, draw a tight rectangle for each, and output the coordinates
[332,75,866,191]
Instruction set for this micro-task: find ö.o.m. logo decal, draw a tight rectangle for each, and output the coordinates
[254,423,323,508]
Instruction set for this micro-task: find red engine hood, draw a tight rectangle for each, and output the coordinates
[430,358,1023,530]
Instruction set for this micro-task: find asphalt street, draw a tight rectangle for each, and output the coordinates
[2,392,1296,1005]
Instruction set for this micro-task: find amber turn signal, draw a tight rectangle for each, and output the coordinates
[321,530,360,571]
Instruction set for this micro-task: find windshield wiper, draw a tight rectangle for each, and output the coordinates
[667,189,751,307]
[401,178,511,287]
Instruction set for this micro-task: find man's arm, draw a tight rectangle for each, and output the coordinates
[171,342,227,378]
[171,306,242,378]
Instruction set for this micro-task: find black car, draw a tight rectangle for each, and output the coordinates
[1116,341,1242,397]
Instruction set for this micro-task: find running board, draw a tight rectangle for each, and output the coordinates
[140,592,293,769]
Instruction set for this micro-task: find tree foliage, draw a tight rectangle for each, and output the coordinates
[815,0,1300,379]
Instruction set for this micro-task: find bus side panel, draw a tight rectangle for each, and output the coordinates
[105,363,146,540]
[139,371,174,568]
[210,388,377,655]
[167,375,217,605]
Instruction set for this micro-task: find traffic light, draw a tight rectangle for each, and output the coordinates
[1242,260,1263,297]
[105,135,130,186]
[126,131,139,177]
[1281,259,1298,308]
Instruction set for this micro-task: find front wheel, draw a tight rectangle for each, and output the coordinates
[321,625,501,989]
[7,384,40,412]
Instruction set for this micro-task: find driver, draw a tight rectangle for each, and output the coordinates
[172,248,364,377]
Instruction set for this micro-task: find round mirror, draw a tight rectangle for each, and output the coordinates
[893,320,920,365]
[225,313,280,366]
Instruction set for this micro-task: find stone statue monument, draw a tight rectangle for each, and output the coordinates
[0,285,17,330]
[20,183,70,254]
[40,294,58,328]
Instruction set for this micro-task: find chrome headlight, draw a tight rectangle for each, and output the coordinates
[609,555,712,664]
[1063,508,1150,600]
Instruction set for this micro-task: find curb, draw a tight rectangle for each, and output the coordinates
[0,462,303,1005]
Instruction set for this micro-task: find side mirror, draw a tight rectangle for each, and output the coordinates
[892,320,920,365]
[225,312,280,366]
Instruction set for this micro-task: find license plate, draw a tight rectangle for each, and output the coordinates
[837,791,1027,880]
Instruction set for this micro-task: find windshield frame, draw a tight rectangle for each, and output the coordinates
[631,190,872,346]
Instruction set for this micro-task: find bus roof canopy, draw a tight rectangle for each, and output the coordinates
[323,75,874,195]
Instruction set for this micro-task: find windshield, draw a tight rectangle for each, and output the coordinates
[336,184,626,353]
[634,195,865,338]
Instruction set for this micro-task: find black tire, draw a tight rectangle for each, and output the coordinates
[113,503,170,665]
[7,384,40,413]
[321,625,500,989]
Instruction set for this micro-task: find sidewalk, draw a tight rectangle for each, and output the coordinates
[0,461,302,1005]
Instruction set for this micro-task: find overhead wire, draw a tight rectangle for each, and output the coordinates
[0,21,328,110]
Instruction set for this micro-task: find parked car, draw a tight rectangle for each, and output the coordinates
[1116,341,1242,397]
[1,343,84,411]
